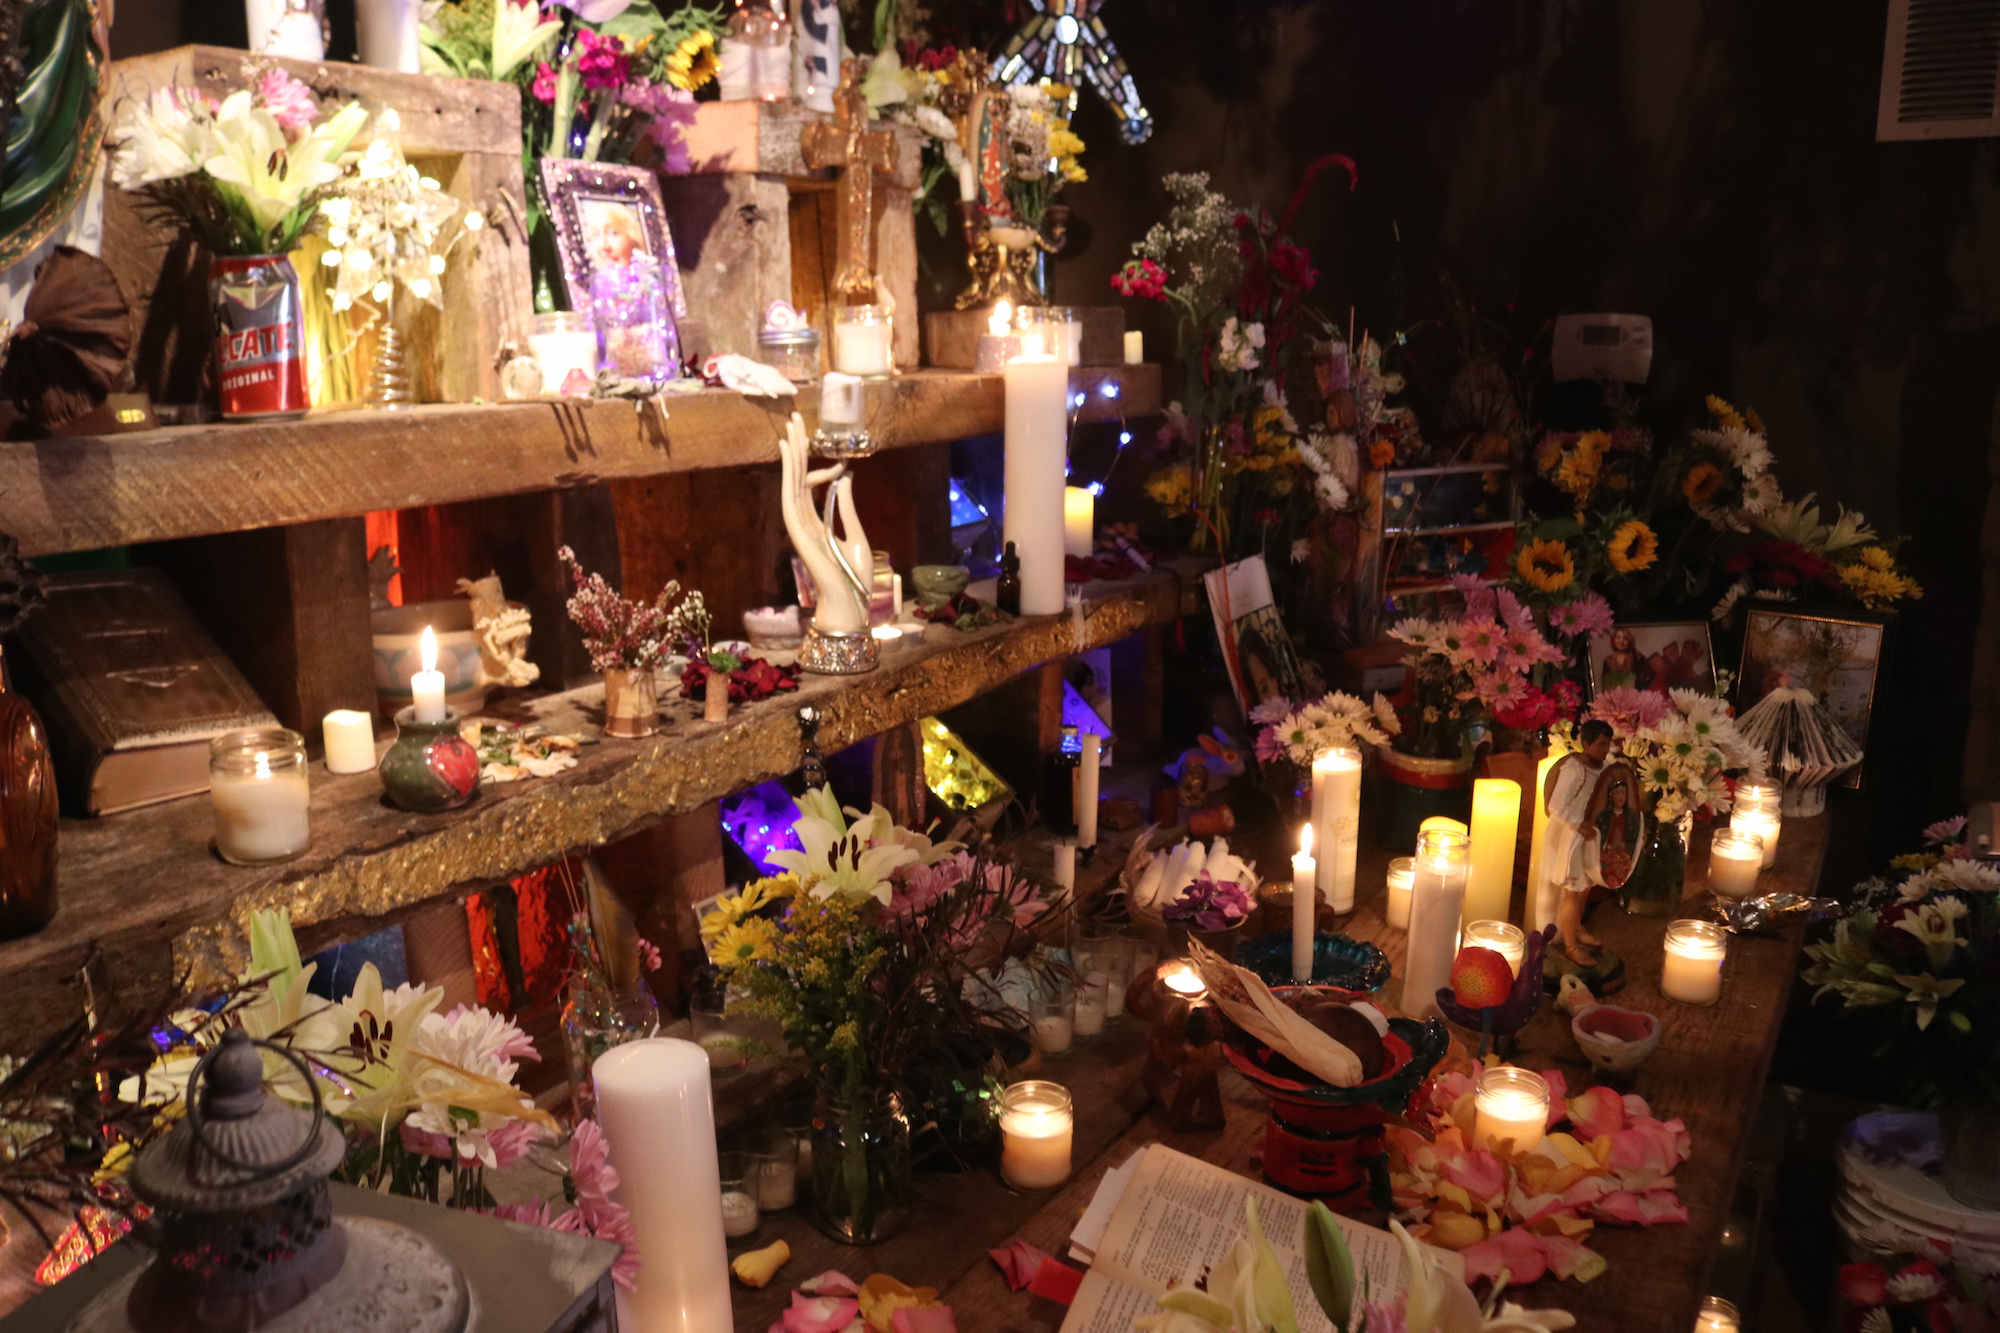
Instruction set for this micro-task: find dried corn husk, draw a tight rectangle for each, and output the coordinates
[1187,941,1362,1087]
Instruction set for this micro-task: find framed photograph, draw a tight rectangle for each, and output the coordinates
[1737,606,1886,789]
[1588,620,1716,698]
[1203,556,1307,714]
[538,158,687,318]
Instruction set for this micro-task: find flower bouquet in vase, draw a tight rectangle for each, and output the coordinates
[700,791,1060,1242]
[1382,577,1569,850]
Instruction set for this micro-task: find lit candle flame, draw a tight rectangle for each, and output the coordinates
[989,299,1013,337]
[420,625,437,673]
[1298,824,1313,857]
[253,751,271,780]
[1163,964,1206,998]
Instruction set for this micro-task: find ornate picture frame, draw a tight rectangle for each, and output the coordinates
[538,158,687,318]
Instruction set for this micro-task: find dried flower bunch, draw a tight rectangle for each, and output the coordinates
[312,110,484,313]
[557,544,706,673]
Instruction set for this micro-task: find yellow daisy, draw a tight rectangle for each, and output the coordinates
[1705,394,1745,431]
[1515,538,1576,593]
[1606,520,1659,573]
[708,918,777,966]
[1554,431,1607,497]
[1857,546,1895,572]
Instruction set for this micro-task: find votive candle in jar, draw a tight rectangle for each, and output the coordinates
[1385,856,1416,931]
[210,728,311,865]
[999,1080,1073,1189]
[1471,1064,1549,1154]
[1030,982,1075,1054]
[1462,919,1526,977]
[1695,1296,1741,1333]
[528,310,597,396]
[717,1150,760,1237]
[1662,919,1727,1005]
[1730,799,1781,870]
[1038,306,1083,366]
[831,304,894,377]
[1707,829,1764,900]
[1073,971,1109,1036]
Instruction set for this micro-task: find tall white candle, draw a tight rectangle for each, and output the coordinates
[1311,746,1362,914]
[321,709,377,775]
[1466,778,1519,928]
[411,625,447,723]
[1052,840,1076,893]
[1064,486,1095,558]
[211,750,311,864]
[1526,749,1563,932]
[1077,733,1101,848]
[1384,856,1416,931]
[1661,919,1727,1005]
[1290,825,1316,983]
[1470,1065,1549,1154]
[593,1039,733,1333]
[1403,828,1469,1020]
[999,1081,1073,1189]
[1002,351,1069,616]
[1707,829,1763,900]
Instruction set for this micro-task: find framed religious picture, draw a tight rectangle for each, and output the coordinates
[1587,620,1716,699]
[538,158,687,320]
[1737,606,1887,789]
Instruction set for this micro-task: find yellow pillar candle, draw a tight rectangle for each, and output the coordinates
[1465,778,1520,928]
[1471,1064,1549,1154]
[1662,919,1728,1005]
[1064,486,1095,558]
[1526,749,1563,932]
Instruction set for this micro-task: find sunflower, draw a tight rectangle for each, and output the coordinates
[1705,394,1746,431]
[663,28,719,91]
[1682,462,1725,506]
[1515,538,1576,593]
[1554,430,1607,497]
[1606,520,1659,573]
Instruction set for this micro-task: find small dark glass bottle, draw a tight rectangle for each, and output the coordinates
[1044,723,1082,836]
[995,542,1022,616]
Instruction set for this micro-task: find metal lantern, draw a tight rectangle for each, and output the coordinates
[112,1028,469,1333]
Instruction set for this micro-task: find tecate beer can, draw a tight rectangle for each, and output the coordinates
[210,254,309,420]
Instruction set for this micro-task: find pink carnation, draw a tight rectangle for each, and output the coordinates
[254,68,318,135]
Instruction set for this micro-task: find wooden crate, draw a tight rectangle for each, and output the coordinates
[102,46,533,406]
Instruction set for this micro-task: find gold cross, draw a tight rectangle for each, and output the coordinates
[800,59,900,302]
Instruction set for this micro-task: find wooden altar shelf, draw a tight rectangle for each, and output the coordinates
[0,564,1199,1056]
[0,366,1158,558]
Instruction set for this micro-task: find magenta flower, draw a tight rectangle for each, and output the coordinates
[531,60,559,105]
[1161,873,1253,931]
[575,29,632,91]
[254,68,318,135]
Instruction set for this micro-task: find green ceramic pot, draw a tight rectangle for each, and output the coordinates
[379,707,480,813]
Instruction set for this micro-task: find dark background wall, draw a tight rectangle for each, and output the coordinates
[1034,0,2000,855]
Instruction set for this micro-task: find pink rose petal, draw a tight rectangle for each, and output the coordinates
[1567,1086,1627,1140]
[800,1272,861,1297]
[987,1239,1050,1292]
[1460,1227,1548,1285]
[1540,1069,1570,1120]
[784,1294,860,1333]
[891,1307,958,1333]
[1538,1233,1609,1282]
[1441,1150,1508,1202]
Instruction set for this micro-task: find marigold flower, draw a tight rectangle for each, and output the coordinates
[1515,538,1576,593]
[1606,520,1659,573]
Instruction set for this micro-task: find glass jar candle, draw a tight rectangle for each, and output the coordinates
[1471,1064,1549,1154]
[1462,919,1526,976]
[1662,919,1728,1005]
[998,1080,1073,1189]
[1730,804,1781,869]
[209,728,311,865]
[1707,829,1764,899]
[1403,828,1470,1021]
[590,258,680,387]
[1695,1296,1741,1333]
[717,1151,761,1237]
[752,1127,798,1210]
[719,0,792,101]
[756,326,822,382]
[1030,981,1075,1054]
[1022,306,1082,366]
[528,311,596,396]
[831,304,894,377]
[1384,856,1416,931]
[1073,970,1109,1037]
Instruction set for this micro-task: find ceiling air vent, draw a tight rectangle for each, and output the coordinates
[1878,0,2000,140]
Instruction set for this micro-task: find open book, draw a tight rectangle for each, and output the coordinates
[1059,1146,1461,1333]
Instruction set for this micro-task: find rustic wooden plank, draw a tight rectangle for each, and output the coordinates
[660,173,796,361]
[0,367,1160,558]
[678,100,922,190]
[0,566,1198,1054]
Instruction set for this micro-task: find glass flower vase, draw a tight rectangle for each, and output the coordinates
[1619,816,1688,917]
[811,1087,912,1244]
[560,975,660,1119]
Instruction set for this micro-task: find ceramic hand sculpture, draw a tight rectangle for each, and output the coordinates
[780,412,879,674]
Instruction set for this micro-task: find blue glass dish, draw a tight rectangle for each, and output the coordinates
[1235,930,1391,994]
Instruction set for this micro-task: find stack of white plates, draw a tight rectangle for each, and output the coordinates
[1835,1111,2000,1265]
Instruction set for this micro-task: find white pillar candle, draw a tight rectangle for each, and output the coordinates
[1707,829,1764,900]
[1466,778,1520,928]
[1291,825,1316,983]
[211,749,311,864]
[411,625,447,723]
[1052,839,1076,893]
[819,371,864,425]
[1526,749,1563,932]
[1402,828,1469,1020]
[1077,733,1101,848]
[1003,351,1070,616]
[321,709,377,775]
[1730,807,1781,869]
[1661,919,1727,1006]
[1470,1064,1549,1154]
[1384,856,1416,931]
[1311,746,1362,914]
[1073,972,1108,1036]
[1123,330,1143,365]
[998,1081,1073,1189]
[593,1039,733,1333]
[1461,919,1526,977]
[1064,486,1095,558]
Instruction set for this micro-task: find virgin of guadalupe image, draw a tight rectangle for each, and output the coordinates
[1588,762,1644,889]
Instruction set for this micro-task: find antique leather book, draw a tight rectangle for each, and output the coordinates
[4,568,276,816]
